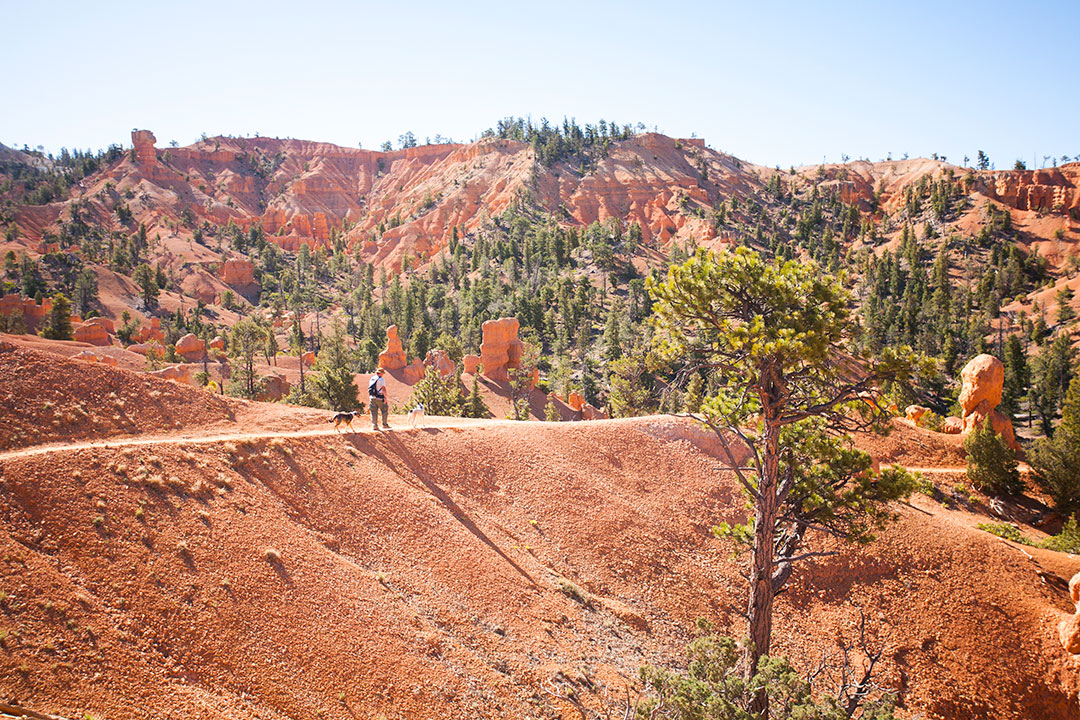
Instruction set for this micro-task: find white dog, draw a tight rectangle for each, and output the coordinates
[406,403,425,428]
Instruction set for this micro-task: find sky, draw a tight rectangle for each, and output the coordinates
[2,0,1077,169]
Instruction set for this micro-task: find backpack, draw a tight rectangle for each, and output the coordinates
[368,375,384,399]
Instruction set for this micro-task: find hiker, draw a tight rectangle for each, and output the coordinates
[368,367,390,430]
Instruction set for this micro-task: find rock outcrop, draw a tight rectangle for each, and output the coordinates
[73,349,118,366]
[134,317,165,344]
[980,168,1079,216]
[175,333,205,362]
[302,351,315,368]
[149,364,195,385]
[1060,573,1080,654]
[132,129,157,166]
[0,294,52,333]
[258,373,291,402]
[424,349,455,378]
[403,357,426,384]
[944,354,1019,451]
[942,416,965,434]
[462,354,480,374]
[209,335,226,359]
[221,259,256,286]
[906,405,930,424]
[479,317,523,382]
[73,320,111,346]
[959,355,1005,416]
[378,325,407,371]
[128,342,164,359]
[582,403,608,421]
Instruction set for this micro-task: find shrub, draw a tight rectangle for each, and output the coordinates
[978,517,1080,554]
[964,420,1022,495]
[1042,517,1080,554]
[284,385,324,408]
[920,410,945,432]
[637,633,898,719]
[976,522,1029,544]
[408,369,463,417]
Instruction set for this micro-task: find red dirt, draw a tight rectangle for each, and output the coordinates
[0,347,1077,719]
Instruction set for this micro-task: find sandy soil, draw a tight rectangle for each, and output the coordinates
[0,345,1077,720]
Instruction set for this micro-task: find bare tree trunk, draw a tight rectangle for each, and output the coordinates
[746,409,780,717]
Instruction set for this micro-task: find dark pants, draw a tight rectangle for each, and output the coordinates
[370,397,388,428]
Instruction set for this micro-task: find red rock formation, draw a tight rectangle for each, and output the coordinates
[378,325,407,371]
[221,259,256,286]
[129,342,164,359]
[403,357,426,384]
[954,354,1019,451]
[132,130,157,166]
[567,392,585,411]
[73,322,110,346]
[462,354,480,374]
[258,373,291,402]
[942,416,964,434]
[1060,573,1080,654]
[581,403,608,421]
[302,351,315,368]
[149,364,195,385]
[424,349,455,378]
[209,335,226,360]
[479,317,523,382]
[979,167,1079,215]
[73,350,118,366]
[84,317,115,333]
[175,333,205,362]
[905,405,929,424]
[3,296,53,334]
[959,355,1004,415]
[134,317,165,344]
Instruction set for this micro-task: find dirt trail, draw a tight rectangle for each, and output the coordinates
[0,415,513,461]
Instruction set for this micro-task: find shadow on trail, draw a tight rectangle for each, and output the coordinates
[346,431,539,589]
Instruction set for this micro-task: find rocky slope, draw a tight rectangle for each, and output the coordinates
[3,128,1078,334]
[0,345,1078,720]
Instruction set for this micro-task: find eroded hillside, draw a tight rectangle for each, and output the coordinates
[0,345,1077,719]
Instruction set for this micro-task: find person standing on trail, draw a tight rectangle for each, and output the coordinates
[368,367,390,430]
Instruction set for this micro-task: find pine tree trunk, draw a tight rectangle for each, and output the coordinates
[746,409,780,717]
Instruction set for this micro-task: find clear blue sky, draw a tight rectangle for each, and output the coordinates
[3,0,1076,168]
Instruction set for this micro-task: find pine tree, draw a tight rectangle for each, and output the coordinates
[544,394,560,421]
[463,375,489,418]
[1057,287,1076,325]
[41,293,73,340]
[409,369,463,416]
[1001,334,1028,418]
[649,246,919,714]
[964,419,1022,495]
[1032,334,1075,435]
[132,263,159,310]
[73,268,98,317]
[311,322,360,411]
[1030,374,1080,511]
[264,330,279,366]
[228,318,266,399]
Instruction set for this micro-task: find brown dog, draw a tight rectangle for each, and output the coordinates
[328,411,358,433]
